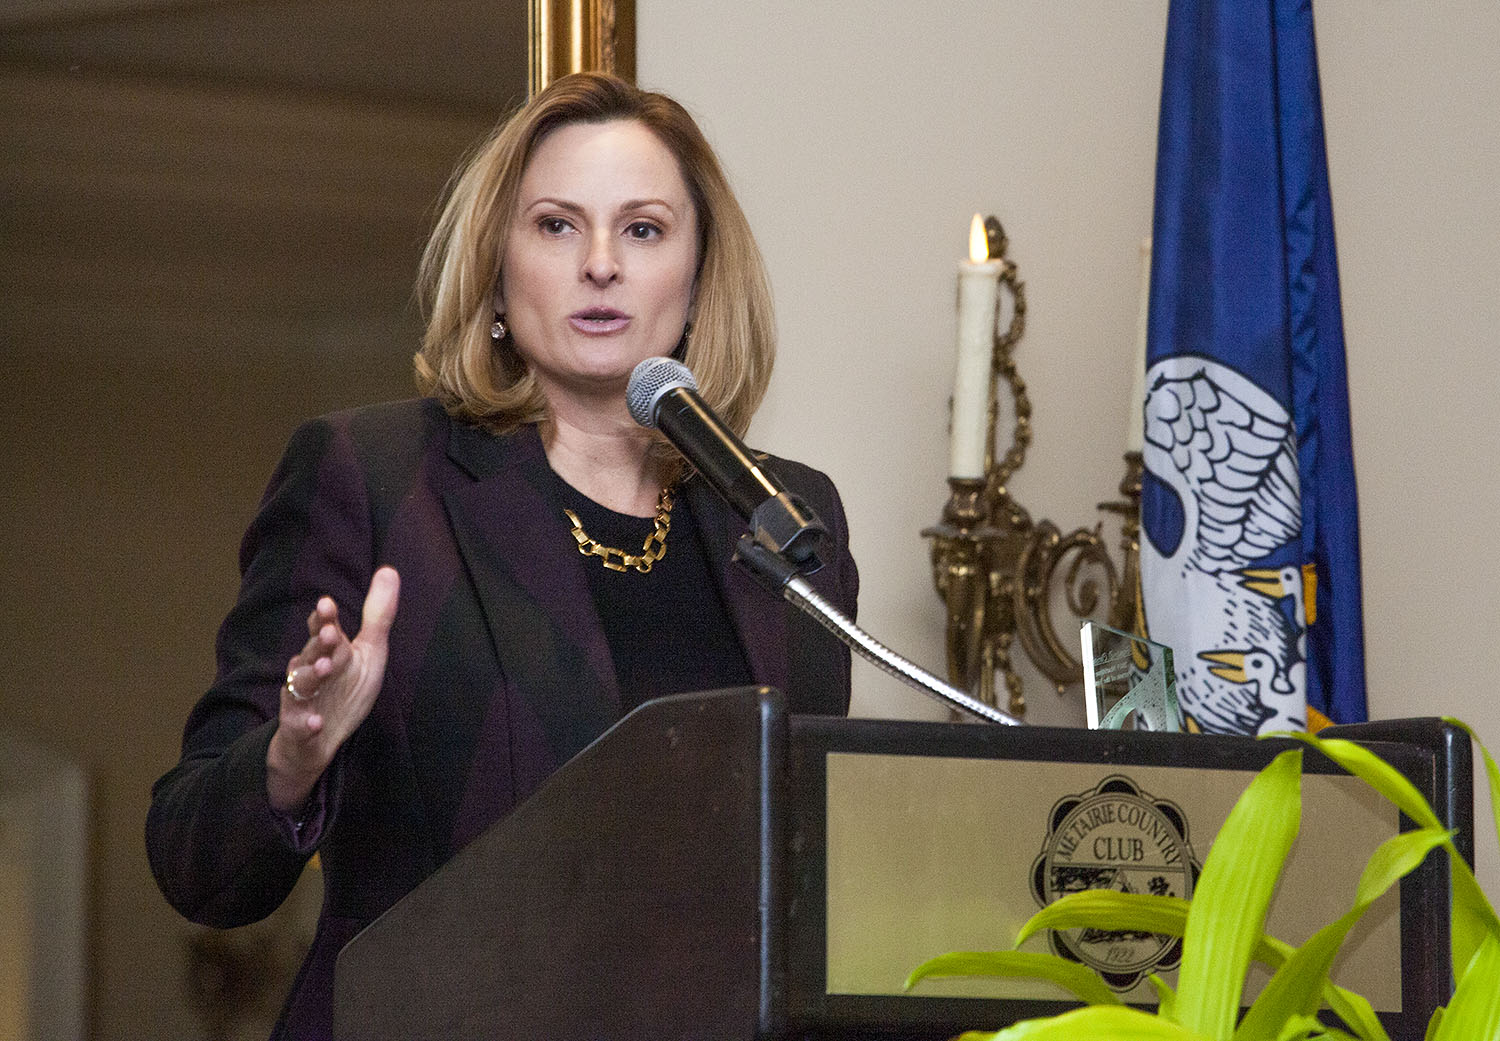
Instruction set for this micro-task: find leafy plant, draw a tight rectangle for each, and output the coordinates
[906,718,1500,1041]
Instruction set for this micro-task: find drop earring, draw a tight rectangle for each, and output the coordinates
[491,314,508,342]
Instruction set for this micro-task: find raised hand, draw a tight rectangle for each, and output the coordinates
[266,566,401,813]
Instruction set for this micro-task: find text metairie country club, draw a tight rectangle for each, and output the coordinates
[1055,799,1183,864]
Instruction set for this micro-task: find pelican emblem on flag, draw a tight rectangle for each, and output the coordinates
[1139,357,1307,735]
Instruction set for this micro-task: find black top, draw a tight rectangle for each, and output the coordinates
[546,467,754,712]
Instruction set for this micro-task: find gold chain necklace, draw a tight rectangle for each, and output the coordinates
[564,487,673,574]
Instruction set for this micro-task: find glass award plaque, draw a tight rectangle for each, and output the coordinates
[1079,621,1184,732]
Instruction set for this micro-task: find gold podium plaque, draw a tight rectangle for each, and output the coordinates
[824,752,1401,1008]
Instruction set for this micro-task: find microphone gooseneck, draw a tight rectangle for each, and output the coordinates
[627,358,1018,726]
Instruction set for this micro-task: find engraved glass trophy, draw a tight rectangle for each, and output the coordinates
[1080,621,1184,732]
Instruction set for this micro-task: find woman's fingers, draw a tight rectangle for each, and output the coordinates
[356,567,401,652]
[288,593,361,694]
[281,569,400,706]
[305,595,337,639]
[267,568,402,812]
[318,639,351,680]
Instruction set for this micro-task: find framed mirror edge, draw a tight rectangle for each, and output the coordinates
[530,0,636,94]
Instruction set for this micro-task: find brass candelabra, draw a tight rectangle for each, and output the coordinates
[924,216,1142,718]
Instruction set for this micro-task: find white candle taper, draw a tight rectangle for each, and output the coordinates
[951,214,1004,478]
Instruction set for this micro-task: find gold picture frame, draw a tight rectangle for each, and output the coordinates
[530,0,637,94]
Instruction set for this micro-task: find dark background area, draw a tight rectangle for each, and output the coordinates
[1,2,526,1034]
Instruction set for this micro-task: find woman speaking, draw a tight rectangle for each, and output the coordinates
[146,72,858,1039]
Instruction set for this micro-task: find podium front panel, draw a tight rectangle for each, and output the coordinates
[335,687,784,1041]
[334,691,1464,1041]
[783,716,1458,1041]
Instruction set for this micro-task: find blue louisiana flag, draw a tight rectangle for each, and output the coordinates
[1139,0,1366,734]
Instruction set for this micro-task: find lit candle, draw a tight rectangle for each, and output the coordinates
[951,214,1003,478]
[1126,235,1152,454]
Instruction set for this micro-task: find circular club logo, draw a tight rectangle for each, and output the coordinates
[1030,775,1199,990]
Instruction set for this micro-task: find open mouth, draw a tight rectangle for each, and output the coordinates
[570,308,630,333]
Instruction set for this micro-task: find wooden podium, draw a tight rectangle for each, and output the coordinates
[334,688,1470,1041]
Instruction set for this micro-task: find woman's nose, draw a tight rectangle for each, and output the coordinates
[581,231,620,285]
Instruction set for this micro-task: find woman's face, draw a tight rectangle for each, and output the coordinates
[498,119,699,408]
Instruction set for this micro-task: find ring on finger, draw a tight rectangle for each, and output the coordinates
[286,668,313,701]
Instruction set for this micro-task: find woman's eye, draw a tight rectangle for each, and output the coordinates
[539,217,572,235]
[625,221,662,240]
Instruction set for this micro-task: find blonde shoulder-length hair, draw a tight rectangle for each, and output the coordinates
[415,72,775,439]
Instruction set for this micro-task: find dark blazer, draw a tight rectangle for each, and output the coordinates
[146,399,857,1041]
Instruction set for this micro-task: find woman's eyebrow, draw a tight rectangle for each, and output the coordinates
[521,196,679,216]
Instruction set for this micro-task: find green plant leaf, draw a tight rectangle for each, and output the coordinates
[1232,827,1452,1041]
[960,1004,1211,1041]
[1273,734,1442,830]
[905,950,1122,1006]
[1319,977,1393,1041]
[1016,890,1192,947]
[1014,890,1391,1041]
[1251,931,1387,1041]
[1285,731,1500,976]
[1429,932,1500,1041]
[1442,717,1500,865]
[1150,973,1179,1021]
[1271,1015,1323,1041]
[1423,1006,1442,1041]
[1276,1020,1359,1041]
[1446,861,1500,984]
[1174,748,1303,1039]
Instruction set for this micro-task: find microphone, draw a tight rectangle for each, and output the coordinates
[627,357,827,570]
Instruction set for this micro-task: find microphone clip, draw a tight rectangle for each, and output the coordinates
[732,533,801,596]
[747,491,825,574]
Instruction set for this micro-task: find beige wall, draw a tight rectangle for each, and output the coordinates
[638,0,1500,899]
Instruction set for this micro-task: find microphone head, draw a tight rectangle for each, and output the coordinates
[627,357,698,429]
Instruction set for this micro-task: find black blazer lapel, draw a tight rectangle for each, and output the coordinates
[442,422,622,767]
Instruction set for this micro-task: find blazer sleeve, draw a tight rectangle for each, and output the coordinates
[776,455,859,716]
[146,416,375,928]
[817,469,859,713]
[816,468,859,626]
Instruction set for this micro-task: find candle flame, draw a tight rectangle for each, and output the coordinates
[968,214,989,262]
